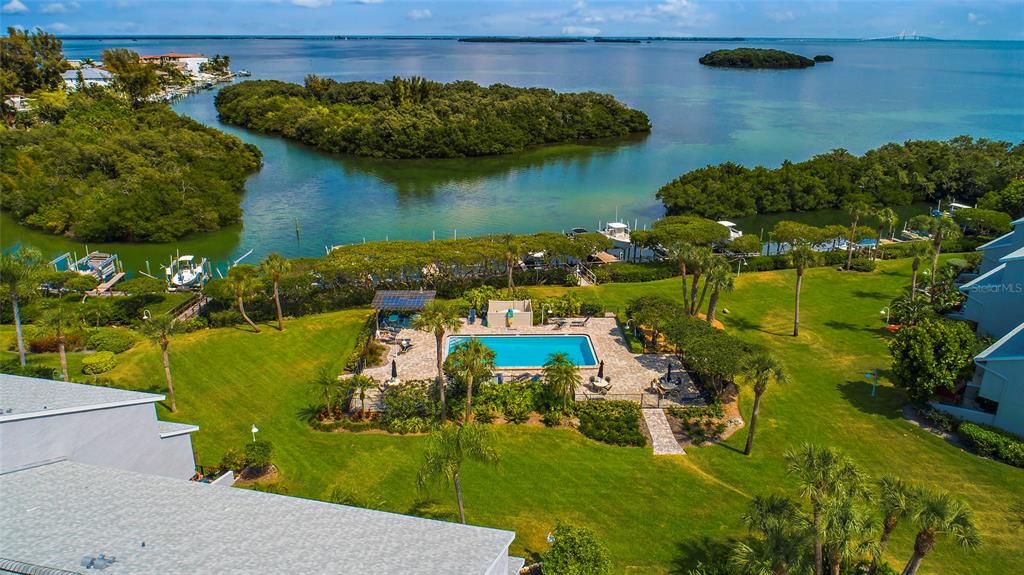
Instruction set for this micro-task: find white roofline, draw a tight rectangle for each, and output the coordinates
[159,423,200,438]
[975,321,1024,362]
[959,263,1004,292]
[0,396,162,423]
[999,245,1024,262]
[975,230,1014,251]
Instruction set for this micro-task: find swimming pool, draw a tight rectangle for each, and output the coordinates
[446,335,598,368]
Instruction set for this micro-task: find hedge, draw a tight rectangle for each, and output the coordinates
[81,351,117,374]
[576,400,646,447]
[87,328,136,354]
[958,422,1024,467]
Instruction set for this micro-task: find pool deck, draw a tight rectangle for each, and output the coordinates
[361,315,701,407]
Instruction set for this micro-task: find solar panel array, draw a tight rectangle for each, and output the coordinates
[371,290,437,310]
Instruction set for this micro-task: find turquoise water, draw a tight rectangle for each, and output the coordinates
[447,335,598,368]
[4,38,1022,272]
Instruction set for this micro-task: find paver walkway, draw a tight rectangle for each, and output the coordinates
[643,408,685,455]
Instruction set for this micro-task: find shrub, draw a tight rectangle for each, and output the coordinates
[87,328,136,354]
[209,309,243,327]
[0,359,56,379]
[244,440,274,472]
[576,401,645,447]
[592,261,676,283]
[958,422,1024,467]
[176,316,208,332]
[81,351,117,374]
[220,448,246,473]
[847,258,877,272]
[542,410,563,427]
[473,405,498,424]
[27,331,86,353]
[542,522,612,575]
[579,302,603,317]
[379,380,440,431]
[915,406,960,433]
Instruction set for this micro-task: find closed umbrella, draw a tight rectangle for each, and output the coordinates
[666,362,673,382]
[597,360,605,380]
[391,359,398,380]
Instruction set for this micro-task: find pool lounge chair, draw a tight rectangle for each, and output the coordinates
[398,340,414,354]
[570,316,591,328]
[552,318,568,330]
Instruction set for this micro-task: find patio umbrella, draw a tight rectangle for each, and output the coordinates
[667,362,673,381]
[597,361,605,380]
[391,359,398,380]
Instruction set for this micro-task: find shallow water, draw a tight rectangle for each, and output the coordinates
[4,37,1022,273]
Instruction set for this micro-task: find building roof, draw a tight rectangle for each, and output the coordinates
[976,321,1024,363]
[959,263,1005,293]
[156,421,199,439]
[974,229,1015,252]
[1001,245,1024,263]
[371,290,437,311]
[0,374,162,422]
[62,68,112,81]
[1,460,515,575]
[140,53,203,60]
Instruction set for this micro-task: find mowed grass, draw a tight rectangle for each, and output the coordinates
[4,258,1023,574]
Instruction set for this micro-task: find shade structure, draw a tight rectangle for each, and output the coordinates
[391,359,398,379]
[597,360,605,379]
[371,290,437,311]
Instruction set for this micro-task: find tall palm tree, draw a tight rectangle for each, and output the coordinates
[260,253,291,331]
[350,374,374,418]
[542,352,581,411]
[501,234,521,297]
[140,314,181,413]
[688,247,714,315]
[37,303,78,382]
[417,423,499,524]
[845,200,873,270]
[874,476,914,573]
[874,208,899,260]
[445,338,496,423]
[413,300,463,423]
[704,261,735,325]
[0,246,45,367]
[730,494,810,575]
[823,499,879,575]
[788,244,819,337]
[226,264,262,333]
[310,363,340,420]
[901,489,980,575]
[907,242,933,302]
[663,240,694,312]
[741,353,788,455]
[909,215,961,302]
[785,444,872,575]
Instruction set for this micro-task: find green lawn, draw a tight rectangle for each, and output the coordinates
[5,259,1023,574]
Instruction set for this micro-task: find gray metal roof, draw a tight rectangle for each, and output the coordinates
[1,460,516,575]
[156,421,199,438]
[0,374,162,422]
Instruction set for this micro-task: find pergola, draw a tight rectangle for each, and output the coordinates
[371,290,437,330]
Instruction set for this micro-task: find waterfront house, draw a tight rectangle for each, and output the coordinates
[1,375,523,574]
[958,244,1024,340]
[3,94,32,113]
[976,217,1024,274]
[61,67,113,91]
[140,52,209,74]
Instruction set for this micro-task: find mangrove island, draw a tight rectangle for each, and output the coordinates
[698,48,816,69]
[215,76,651,159]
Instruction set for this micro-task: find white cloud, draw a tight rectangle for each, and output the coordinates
[351,0,383,4]
[967,12,986,25]
[768,10,796,23]
[562,26,600,36]
[291,0,333,7]
[407,8,431,21]
[46,22,71,32]
[40,1,79,14]
[2,0,28,15]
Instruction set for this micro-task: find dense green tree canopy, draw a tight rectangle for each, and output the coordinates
[0,94,262,242]
[0,27,66,95]
[101,49,160,108]
[215,76,651,159]
[699,48,816,69]
[657,137,1024,220]
[889,317,977,402]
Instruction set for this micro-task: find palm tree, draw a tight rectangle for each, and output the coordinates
[845,200,873,270]
[874,476,914,573]
[413,300,463,423]
[663,240,694,312]
[417,423,499,524]
[501,234,521,297]
[909,215,961,302]
[889,293,934,327]
[874,208,899,260]
[687,247,714,315]
[907,242,933,302]
[0,246,45,367]
[785,444,872,575]
[901,489,980,575]
[350,374,374,418]
[543,352,581,411]
[704,261,735,325]
[260,253,291,331]
[445,338,496,423]
[730,494,810,575]
[310,363,341,419]
[226,264,262,333]
[741,353,788,456]
[37,303,78,382]
[140,314,181,413]
[788,244,819,337]
[823,499,879,575]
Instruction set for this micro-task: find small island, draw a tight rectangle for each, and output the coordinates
[698,48,816,69]
[814,54,834,62]
[216,76,651,159]
[457,37,585,44]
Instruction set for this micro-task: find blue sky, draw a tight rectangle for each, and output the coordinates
[2,1,1021,40]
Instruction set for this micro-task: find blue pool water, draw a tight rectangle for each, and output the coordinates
[447,335,598,368]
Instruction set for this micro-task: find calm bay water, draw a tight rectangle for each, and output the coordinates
[3,38,1022,273]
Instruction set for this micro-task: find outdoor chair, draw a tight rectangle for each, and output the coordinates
[398,340,414,354]
[553,318,568,330]
[570,316,591,327]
